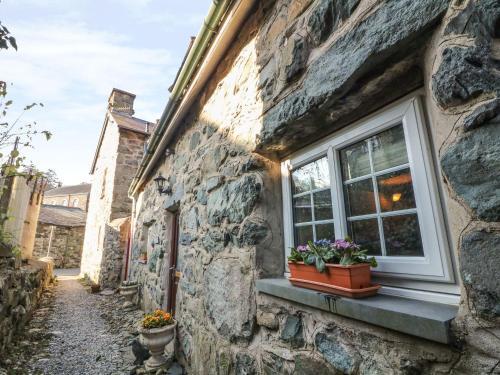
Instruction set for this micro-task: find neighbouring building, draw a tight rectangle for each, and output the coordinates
[43,183,91,211]
[32,204,87,268]
[0,173,53,354]
[122,0,500,374]
[80,88,153,287]
[0,173,46,260]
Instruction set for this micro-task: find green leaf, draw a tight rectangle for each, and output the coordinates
[41,130,52,140]
[305,254,315,265]
[315,257,326,273]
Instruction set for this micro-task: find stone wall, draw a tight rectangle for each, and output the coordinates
[43,193,89,211]
[33,224,85,269]
[111,129,147,221]
[129,0,500,373]
[81,113,147,287]
[81,116,120,284]
[0,257,53,355]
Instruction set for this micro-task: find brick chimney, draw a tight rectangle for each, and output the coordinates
[108,88,136,116]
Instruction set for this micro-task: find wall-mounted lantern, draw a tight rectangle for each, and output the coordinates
[153,174,172,196]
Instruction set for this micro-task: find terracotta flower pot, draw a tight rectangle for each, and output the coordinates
[139,321,177,370]
[288,262,380,298]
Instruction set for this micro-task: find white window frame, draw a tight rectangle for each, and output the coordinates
[282,96,456,289]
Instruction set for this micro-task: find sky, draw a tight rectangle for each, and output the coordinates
[0,0,210,185]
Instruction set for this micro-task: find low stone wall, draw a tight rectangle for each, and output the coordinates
[0,257,53,355]
[33,224,85,269]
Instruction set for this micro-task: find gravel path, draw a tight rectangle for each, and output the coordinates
[0,272,179,375]
[32,276,124,374]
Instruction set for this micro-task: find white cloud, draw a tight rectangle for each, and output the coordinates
[0,19,175,184]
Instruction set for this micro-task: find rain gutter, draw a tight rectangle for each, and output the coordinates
[129,0,256,197]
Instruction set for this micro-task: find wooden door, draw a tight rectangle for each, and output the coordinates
[166,212,180,315]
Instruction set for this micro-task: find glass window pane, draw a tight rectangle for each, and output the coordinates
[340,140,371,180]
[293,195,312,223]
[313,190,333,220]
[292,165,312,194]
[295,225,313,246]
[311,157,330,190]
[315,223,335,241]
[371,125,409,172]
[377,168,416,212]
[348,219,381,255]
[383,214,424,256]
[344,178,376,217]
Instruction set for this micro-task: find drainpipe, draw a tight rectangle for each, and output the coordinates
[129,0,233,195]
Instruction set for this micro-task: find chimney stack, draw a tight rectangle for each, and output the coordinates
[108,88,136,116]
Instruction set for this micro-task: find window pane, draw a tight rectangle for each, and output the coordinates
[340,140,370,179]
[383,214,424,256]
[311,157,330,190]
[293,195,311,223]
[371,125,408,172]
[295,225,313,246]
[292,157,329,194]
[315,223,335,241]
[344,178,376,217]
[313,190,333,220]
[377,168,416,212]
[292,165,312,194]
[348,219,381,255]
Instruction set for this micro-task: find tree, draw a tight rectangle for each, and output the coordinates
[0,10,51,176]
[0,19,16,50]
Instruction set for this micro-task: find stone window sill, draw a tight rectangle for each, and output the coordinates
[256,278,458,344]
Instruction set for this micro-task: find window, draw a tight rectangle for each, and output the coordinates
[62,199,68,206]
[282,97,454,283]
[72,198,79,207]
[101,168,108,199]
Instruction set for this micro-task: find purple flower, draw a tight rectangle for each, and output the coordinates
[333,239,351,249]
[297,245,309,252]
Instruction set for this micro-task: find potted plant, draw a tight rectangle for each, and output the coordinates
[288,238,380,298]
[119,280,138,308]
[139,309,177,370]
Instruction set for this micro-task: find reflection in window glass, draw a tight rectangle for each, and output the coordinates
[291,157,334,245]
[293,195,312,223]
[340,140,370,180]
[295,225,313,246]
[316,223,335,241]
[383,214,424,256]
[348,219,381,255]
[371,125,408,172]
[344,178,376,217]
[313,190,333,220]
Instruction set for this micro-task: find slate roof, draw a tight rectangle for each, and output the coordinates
[111,112,155,135]
[38,205,87,227]
[44,183,91,197]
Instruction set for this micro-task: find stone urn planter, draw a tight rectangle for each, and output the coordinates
[139,312,176,370]
[288,262,380,298]
[119,282,138,308]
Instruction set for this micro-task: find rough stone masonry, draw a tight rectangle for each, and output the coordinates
[125,0,500,373]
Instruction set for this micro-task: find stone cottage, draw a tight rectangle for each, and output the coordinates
[32,204,87,268]
[126,0,499,373]
[80,88,154,288]
[43,183,91,211]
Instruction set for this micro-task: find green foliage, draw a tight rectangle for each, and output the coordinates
[288,238,378,272]
[0,21,17,50]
